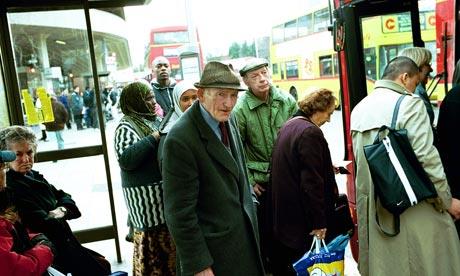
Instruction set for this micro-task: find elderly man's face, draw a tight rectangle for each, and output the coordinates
[243,66,271,97]
[152,57,171,81]
[198,88,238,122]
[8,141,34,175]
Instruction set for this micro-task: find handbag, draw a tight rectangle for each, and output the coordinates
[328,194,354,239]
[363,95,438,236]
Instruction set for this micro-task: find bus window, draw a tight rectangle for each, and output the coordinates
[272,24,284,44]
[319,55,333,76]
[272,63,279,75]
[313,8,329,33]
[284,19,298,41]
[154,30,189,44]
[281,63,285,80]
[286,61,299,78]
[378,43,412,77]
[363,48,377,80]
[333,53,339,76]
[298,14,313,37]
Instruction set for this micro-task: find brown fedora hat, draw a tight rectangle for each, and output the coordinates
[195,61,246,91]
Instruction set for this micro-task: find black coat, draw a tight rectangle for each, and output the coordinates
[6,170,110,276]
[438,86,460,198]
[271,115,338,251]
[162,102,264,276]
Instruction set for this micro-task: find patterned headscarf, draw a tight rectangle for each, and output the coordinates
[119,81,160,136]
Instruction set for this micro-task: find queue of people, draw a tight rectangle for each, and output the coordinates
[2,53,460,276]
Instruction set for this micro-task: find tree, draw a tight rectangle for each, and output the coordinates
[229,42,241,59]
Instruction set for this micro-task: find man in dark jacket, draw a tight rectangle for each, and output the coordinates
[150,56,176,116]
[45,95,68,150]
[163,61,265,276]
[438,84,460,235]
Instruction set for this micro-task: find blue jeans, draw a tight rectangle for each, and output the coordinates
[54,130,64,149]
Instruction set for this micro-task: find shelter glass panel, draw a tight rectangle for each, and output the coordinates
[0,53,9,128]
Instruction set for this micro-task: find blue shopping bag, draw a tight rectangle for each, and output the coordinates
[293,234,349,276]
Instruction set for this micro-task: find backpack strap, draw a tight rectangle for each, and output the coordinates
[391,95,406,129]
[375,94,405,237]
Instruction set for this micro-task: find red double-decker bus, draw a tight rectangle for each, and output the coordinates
[148,26,204,80]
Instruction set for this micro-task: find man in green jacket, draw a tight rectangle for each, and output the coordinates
[233,58,297,271]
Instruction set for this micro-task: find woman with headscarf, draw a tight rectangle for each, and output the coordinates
[114,81,176,275]
[159,80,198,134]
[157,80,198,168]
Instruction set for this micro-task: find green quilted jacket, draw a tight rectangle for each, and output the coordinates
[233,85,297,185]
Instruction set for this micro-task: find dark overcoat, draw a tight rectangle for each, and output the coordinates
[162,101,264,276]
[438,85,460,198]
[271,115,338,251]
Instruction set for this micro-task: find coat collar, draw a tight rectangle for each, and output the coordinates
[189,102,239,179]
[374,80,412,95]
[245,85,283,110]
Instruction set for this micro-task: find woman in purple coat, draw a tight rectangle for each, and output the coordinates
[270,88,339,276]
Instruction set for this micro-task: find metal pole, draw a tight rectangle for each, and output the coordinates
[83,0,122,263]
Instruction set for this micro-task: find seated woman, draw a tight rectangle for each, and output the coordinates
[0,126,111,276]
[0,160,54,276]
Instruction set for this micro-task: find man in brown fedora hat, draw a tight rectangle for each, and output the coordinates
[163,61,265,276]
[233,57,297,272]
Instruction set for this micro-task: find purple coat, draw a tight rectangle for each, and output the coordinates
[271,115,338,251]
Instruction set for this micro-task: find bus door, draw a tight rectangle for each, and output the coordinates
[332,0,427,260]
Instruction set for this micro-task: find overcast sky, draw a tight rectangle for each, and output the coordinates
[124,0,318,66]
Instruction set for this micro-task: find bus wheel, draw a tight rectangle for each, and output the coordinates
[289,87,298,101]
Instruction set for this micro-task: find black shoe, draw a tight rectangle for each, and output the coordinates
[125,234,133,243]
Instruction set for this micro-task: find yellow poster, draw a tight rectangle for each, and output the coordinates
[36,87,54,123]
[22,89,40,125]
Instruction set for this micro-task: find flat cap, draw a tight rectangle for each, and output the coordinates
[239,58,269,76]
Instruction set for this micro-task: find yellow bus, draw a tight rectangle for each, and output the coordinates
[270,6,439,103]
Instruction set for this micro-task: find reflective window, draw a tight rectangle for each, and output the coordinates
[313,8,329,33]
[0,53,9,128]
[33,156,113,231]
[286,60,299,78]
[298,14,313,37]
[154,31,189,44]
[284,19,298,41]
[272,24,284,44]
[272,63,279,75]
[319,55,333,76]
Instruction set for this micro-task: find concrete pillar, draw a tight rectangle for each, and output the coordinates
[38,34,53,92]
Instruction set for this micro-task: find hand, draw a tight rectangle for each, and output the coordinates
[195,267,214,276]
[151,131,160,141]
[48,207,66,219]
[333,165,339,174]
[448,198,460,220]
[31,233,56,255]
[253,183,266,197]
[310,228,327,240]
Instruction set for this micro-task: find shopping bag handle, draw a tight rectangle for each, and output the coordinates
[308,236,329,254]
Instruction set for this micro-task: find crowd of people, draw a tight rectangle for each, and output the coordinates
[2,50,460,276]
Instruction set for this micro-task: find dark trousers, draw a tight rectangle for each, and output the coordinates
[257,184,274,272]
[271,239,304,276]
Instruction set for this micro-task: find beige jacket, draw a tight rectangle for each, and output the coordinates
[350,80,460,276]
